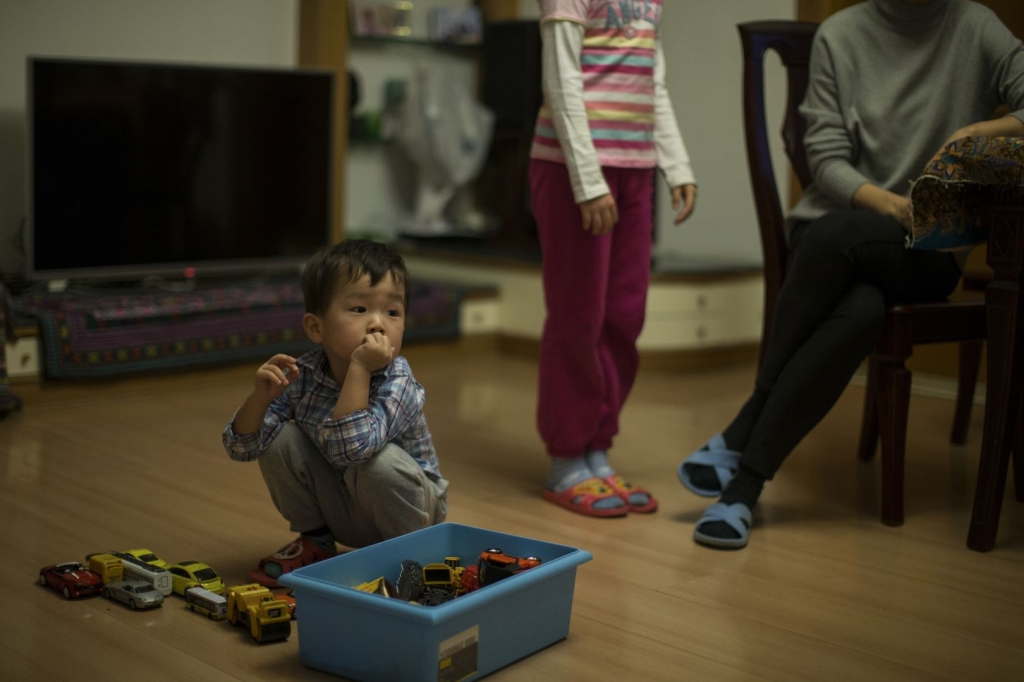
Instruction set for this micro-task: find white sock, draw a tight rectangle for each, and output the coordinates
[546,456,593,492]
[585,450,615,478]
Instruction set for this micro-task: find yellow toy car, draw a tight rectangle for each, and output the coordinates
[167,561,225,596]
[123,548,170,569]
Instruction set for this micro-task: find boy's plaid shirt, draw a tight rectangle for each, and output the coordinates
[223,349,442,479]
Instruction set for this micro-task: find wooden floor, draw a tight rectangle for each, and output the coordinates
[2,344,1023,681]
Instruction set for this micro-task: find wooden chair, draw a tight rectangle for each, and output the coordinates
[738,21,988,526]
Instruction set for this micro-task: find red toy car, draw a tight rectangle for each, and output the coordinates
[459,565,480,593]
[476,548,541,586]
[39,562,104,599]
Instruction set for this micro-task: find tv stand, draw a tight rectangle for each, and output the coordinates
[11,275,464,379]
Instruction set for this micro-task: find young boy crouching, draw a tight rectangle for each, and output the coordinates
[222,239,448,586]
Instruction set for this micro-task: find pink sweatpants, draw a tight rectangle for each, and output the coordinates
[529,158,655,457]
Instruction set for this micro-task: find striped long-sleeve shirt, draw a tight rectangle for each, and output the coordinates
[530,0,694,202]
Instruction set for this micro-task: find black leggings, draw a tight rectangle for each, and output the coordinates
[723,209,964,479]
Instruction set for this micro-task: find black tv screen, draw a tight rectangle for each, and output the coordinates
[29,57,333,281]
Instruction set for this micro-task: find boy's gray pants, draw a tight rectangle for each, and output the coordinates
[258,423,448,548]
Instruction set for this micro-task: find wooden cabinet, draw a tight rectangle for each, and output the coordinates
[299,0,351,244]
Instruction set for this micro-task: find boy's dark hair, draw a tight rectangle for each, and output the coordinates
[301,239,410,316]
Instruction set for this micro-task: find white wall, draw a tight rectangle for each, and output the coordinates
[0,0,297,276]
[656,0,796,266]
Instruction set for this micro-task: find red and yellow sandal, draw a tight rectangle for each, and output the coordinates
[603,474,658,513]
[542,477,629,518]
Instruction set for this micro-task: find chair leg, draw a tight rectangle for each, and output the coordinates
[968,261,1022,552]
[951,340,983,445]
[858,355,880,461]
[876,356,911,526]
[1014,408,1024,503]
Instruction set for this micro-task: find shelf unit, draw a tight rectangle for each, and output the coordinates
[298,0,516,243]
[350,34,481,50]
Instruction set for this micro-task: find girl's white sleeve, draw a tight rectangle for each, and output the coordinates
[653,43,695,189]
[541,19,609,203]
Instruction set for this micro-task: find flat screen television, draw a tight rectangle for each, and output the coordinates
[28,56,333,282]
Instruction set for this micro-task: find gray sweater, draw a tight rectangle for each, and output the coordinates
[789,0,1024,225]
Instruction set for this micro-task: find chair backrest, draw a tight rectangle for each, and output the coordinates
[738,21,818,365]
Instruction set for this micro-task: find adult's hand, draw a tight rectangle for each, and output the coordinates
[941,115,1024,151]
[852,183,913,232]
[888,194,913,232]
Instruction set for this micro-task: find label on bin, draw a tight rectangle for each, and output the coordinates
[438,625,479,682]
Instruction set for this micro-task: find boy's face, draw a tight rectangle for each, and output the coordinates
[304,272,406,376]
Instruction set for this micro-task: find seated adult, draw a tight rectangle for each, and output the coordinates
[677,0,1024,549]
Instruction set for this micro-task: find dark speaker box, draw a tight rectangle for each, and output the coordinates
[482,20,542,131]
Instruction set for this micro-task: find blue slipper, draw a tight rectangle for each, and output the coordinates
[676,433,741,497]
[693,502,752,549]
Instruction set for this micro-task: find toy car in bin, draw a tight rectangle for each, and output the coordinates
[459,565,480,593]
[420,563,459,605]
[476,548,541,586]
[356,577,398,598]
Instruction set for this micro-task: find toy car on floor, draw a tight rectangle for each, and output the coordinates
[86,553,124,584]
[185,586,228,620]
[113,553,173,596]
[39,562,103,599]
[103,579,165,610]
[225,583,292,643]
[122,548,170,569]
[167,561,225,596]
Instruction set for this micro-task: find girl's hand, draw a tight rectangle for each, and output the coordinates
[254,354,299,402]
[580,193,618,235]
[671,184,697,224]
[351,332,395,372]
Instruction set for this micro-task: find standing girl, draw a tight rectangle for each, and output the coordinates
[530,0,697,516]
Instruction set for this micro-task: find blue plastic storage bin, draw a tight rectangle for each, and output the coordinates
[277,522,592,682]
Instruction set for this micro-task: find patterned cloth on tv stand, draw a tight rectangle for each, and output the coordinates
[14,279,462,379]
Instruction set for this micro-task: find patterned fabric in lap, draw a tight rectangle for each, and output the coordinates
[910,136,1024,251]
[14,280,461,379]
